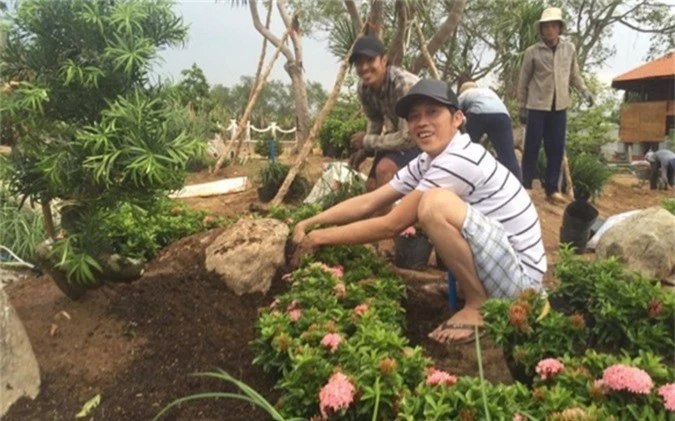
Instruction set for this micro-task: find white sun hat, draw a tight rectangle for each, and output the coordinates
[534,7,565,33]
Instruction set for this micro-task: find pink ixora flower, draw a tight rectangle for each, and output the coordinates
[354,303,369,316]
[535,358,564,380]
[602,364,653,394]
[425,368,457,387]
[281,273,293,282]
[315,262,344,278]
[658,383,675,411]
[333,283,347,299]
[288,309,303,322]
[269,298,280,309]
[319,372,356,418]
[400,226,417,237]
[512,414,526,421]
[320,333,342,353]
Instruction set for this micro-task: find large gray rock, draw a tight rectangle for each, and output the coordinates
[596,207,675,283]
[205,218,289,295]
[0,288,40,417]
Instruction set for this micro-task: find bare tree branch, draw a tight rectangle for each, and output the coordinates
[411,0,466,74]
[277,0,304,68]
[249,0,293,61]
[413,19,439,79]
[387,0,411,66]
[248,0,274,103]
[343,0,363,33]
[366,0,384,39]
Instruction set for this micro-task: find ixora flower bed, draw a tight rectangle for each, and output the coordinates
[158,241,675,420]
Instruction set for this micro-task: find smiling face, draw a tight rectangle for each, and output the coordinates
[406,100,464,157]
[354,55,388,89]
[540,21,562,45]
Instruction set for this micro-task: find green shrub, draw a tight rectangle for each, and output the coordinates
[318,104,366,156]
[568,153,613,201]
[0,192,47,262]
[257,162,310,202]
[663,199,675,215]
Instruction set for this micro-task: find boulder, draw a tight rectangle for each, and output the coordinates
[205,218,289,295]
[0,288,41,417]
[596,207,675,282]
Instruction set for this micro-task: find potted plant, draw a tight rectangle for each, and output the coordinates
[394,225,433,270]
[257,162,310,203]
[559,154,613,253]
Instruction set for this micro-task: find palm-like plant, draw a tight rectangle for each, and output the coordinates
[0,0,202,292]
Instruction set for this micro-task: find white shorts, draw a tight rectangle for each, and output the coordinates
[461,205,544,299]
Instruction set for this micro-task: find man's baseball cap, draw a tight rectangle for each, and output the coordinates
[395,79,460,118]
[349,36,386,64]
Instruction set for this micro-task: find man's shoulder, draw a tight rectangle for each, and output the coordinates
[389,66,419,88]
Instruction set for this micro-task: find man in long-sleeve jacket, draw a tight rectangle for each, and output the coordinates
[518,7,594,204]
[348,36,421,192]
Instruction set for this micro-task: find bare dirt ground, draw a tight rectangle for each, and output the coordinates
[4,153,673,420]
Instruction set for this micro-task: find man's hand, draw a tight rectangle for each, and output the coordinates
[290,233,318,268]
[348,148,368,171]
[519,108,528,125]
[351,131,366,150]
[292,221,308,245]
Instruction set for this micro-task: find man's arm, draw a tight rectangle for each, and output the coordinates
[307,189,423,246]
[517,48,534,110]
[295,184,403,236]
[569,45,588,94]
[363,118,411,151]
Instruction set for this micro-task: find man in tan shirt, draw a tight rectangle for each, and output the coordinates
[518,7,593,203]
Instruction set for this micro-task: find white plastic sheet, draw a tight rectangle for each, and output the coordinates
[303,162,367,205]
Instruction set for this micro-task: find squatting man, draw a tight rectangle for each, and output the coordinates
[292,79,547,345]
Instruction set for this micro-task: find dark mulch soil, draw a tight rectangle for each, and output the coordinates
[5,229,283,421]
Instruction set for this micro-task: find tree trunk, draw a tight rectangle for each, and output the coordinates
[366,0,384,39]
[41,201,56,240]
[286,61,310,153]
[343,0,363,33]
[387,0,411,66]
[248,0,274,104]
[411,0,466,74]
[271,28,366,207]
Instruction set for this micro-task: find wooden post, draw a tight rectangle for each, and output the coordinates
[212,16,297,173]
[562,153,574,199]
[270,31,363,207]
[413,19,440,79]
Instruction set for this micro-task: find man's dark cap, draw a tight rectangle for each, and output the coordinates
[349,36,386,64]
[395,79,460,118]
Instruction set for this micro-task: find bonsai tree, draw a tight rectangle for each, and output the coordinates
[0,0,203,294]
[567,154,613,202]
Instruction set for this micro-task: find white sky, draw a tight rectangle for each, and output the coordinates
[155,1,672,89]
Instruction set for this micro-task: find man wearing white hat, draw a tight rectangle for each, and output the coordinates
[518,7,594,204]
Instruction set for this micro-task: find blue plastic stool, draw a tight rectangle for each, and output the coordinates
[447,271,458,311]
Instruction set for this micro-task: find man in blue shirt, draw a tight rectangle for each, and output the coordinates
[458,81,522,180]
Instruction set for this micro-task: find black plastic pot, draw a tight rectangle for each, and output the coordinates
[394,235,433,270]
[257,184,279,203]
[505,356,534,386]
[321,143,346,158]
[559,200,599,254]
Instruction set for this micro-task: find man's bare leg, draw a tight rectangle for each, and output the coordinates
[418,188,488,344]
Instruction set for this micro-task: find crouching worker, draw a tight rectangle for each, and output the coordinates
[292,79,547,345]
